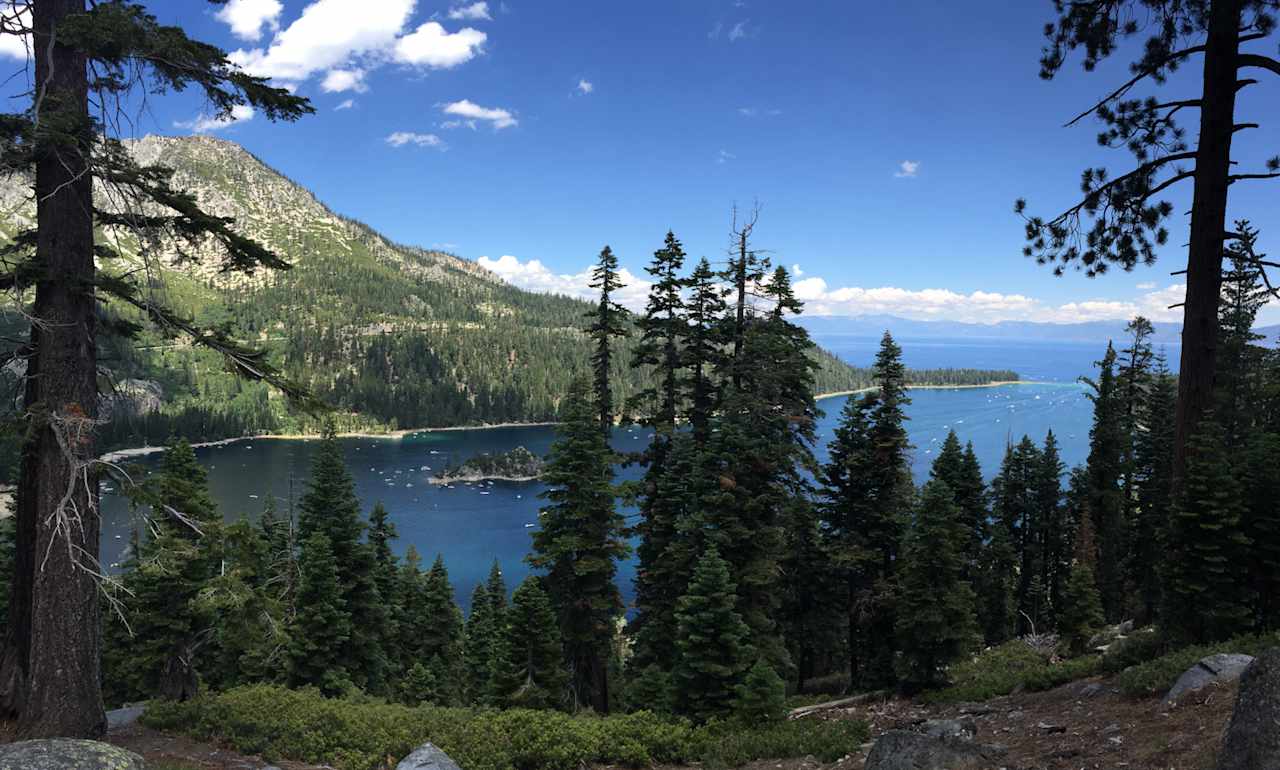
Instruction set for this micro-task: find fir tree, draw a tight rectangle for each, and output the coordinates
[1034,431,1068,629]
[401,662,438,706]
[207,514,286,688]
[1130,358,1177,623]
[682,257,727,442]
[288,533,352,696]
[1217,223,1270,449]
[630,230,687,434]
[419,555,465,704]
[733,659,787,725]
[529,378,629,712]
[584,245,630,432]
[929,433,988,583]
[1243,433,1280,630]
[895,481,978,691]
[673,546,751,723]
[1058,563,1105,656]
[492,578,568,710]
[394,545,429,672]
[464,582,501,704]
[1162,418,1252,644]
[1083,344,1128,621]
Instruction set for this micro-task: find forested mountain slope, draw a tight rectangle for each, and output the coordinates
[0,136,1013,451]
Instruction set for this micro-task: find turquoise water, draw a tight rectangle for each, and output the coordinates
[99,378,1093,609]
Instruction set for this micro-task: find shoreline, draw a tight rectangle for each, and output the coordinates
[97,380,1048,463]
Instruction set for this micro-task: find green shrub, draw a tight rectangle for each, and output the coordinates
[143,684,868,770]
[1116,632,1280,698]
[921,641,1101,704]
[1100,628,1165,674]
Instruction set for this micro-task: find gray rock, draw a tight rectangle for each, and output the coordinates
[864,731,1005,770]
[0,739,144,770]
[1076,682,1105,698]
[397,742,464,770]
[106,705,146,730]
[1164,652,1256,704]
[1219,648,1280,770]
[921,717,977,741]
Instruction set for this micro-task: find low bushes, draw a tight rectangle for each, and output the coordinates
[1115,632,1280,698]
[143,684,869,770]
[922,641,1102,704]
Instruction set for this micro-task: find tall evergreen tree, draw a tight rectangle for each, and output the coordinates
[895,481,978,691]
[1130,358,1177,624]
[464,582,498,704]
[529,378,629,712]
[1217,223,1270,448]
[584,245,630,432]
[492,578,568,710]
[419,555,465,704]
[929,433,988,584]
[288,533,352,696]
[681,257,727,442]
[987,438,1042,639]
[1083,344,1128,621]
[1034,431,1068,629]
[673,546,751,723]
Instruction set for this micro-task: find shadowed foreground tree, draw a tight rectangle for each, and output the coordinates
[1017,0,1280,483]
[0,0,311,737]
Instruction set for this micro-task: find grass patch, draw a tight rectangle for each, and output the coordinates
[921,641,1102,704]
[1116,632,1280,698]
[143,684,869,770]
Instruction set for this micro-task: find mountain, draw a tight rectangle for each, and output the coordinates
[799,314,1280,346]
[1,135,1009,453]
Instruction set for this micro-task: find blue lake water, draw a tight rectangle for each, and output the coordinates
[100,336,1112,609]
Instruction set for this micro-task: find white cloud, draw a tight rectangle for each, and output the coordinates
[335,98,356,110]
[386,131,445,148]
[728,20,748,41]
[1136,281,1156,290]
[708,21,723,39]
[442,99,517,129]
[0,5,31,60]
[478,253,1193,325]
[394,22,486,68]
[717,149,736,164]
[215,0,283,41]
[894,160,920,178]
[321,67,367,93]
[478,255,653,310]
[447,2,492,21]
[576,78,594,95]
[175,104,255,133]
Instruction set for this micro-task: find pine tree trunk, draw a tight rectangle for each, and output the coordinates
[6,0,106,738]
[1175,0,1241,483]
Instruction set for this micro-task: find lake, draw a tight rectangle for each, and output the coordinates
[100,336,1108,608]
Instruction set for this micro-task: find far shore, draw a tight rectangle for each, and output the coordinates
[96,380,1049,463]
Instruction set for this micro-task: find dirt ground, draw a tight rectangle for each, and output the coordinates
[98,673,1237,770]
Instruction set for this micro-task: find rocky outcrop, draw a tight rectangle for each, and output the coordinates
[0,739,144,770]
[1163,652,1255,704]
[430,446,543,484]
[864,730,1005,770]
[397,742,464,770]
[1219,648,1280,770]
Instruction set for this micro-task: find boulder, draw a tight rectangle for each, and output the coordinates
[1163,652,1255,704]
[0,739,144,770]
[397,742,464,770]
[1219,648,1280,770]
[921,717,977,741]
[864,730,1004,770]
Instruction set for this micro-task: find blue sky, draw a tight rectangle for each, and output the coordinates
[5,0,1278,323]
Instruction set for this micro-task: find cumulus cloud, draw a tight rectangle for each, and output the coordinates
[728,20,748,41]
[227,0,485,93]
[442,99,517,129]
[335,98,356,110]
[894,160,920,178]
[386,131,445,148]
[478,254,1191,325]
[321,68,367,93]
[216,0,283,41]
[175,104,255,134]
[577,78,594,94]
[447,2,492,20]
[1136,281,1156,290]
[717,149,736,164]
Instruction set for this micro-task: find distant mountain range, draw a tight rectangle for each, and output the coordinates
[798,314,1280,346]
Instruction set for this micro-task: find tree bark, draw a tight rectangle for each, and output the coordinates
[1174,0,1242,483]
[6,0,106,739]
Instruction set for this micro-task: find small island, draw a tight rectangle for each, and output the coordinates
[429,446,544,484]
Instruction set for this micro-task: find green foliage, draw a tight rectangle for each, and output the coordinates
[141,684,868,770]
[732,660,787,725]
[401,663,438,707]
[492,578,567,710]
[1058,563,1105,655]
[1099,627,1165,674]
[288,533,352,696]
[1116,632,1280,698]
[922,642,1101,704]
[674,546,752,722]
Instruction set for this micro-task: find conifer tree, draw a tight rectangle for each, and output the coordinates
[1130,358,1177,623]
[929,432,988,584]
[207,514,286,688]
[419,555,464,704]
[367,501,399,678]
[1243,433,1280,630]
[734,659,787,725]
[895,480,978,691]
[297,423,388,692]
[1217,223,1270,448]
[673,546,751,723]
[1162,418,1252,644]
[258,495,297,609]
[681,257,727,442]
[288,533,352,696]
[1083,344,1128,621]
[401,662,437,706]
[485,560,508,612]
[529,378,628,712]
[464,583,501,704]
[492,578,567,710]
[395,545,429,674]
[1059,563,1105,656]
[584,245,630,432]
[1034,431,1068,628]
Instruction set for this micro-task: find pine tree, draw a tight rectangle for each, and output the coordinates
[288,533,352,696]
[401,662,438,706]
[1243,433,1280,630]
[464,583,498,704]
[929,432,988,584]
[1034,431,1067,629]
[681,257,727,442]
[673,546,751,723]
[207,514,286,688]
[419,555,465,704]
[367,501,400,678]
[733,659,787,725]
[584,245,630,432]
[1217,223,1270,449]
[1161,418,1252,644]
[1083,344,1128,621]
[297,422,388,692]
[492,578,568,710]
[895,481,978,691]
[1058,563,1105,656]
[529,378,628,712]
[1130,358,1177,624]
[394,545,429,673]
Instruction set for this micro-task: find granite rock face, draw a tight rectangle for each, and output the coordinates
[864,730,1005,770]
[1219,648,1280,770]
[0,739,145,770]
[397,742,464,770]
[1163,652,1256,704]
